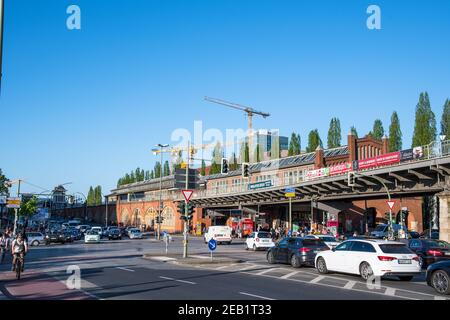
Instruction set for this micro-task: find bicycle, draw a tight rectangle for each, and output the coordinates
[13,253,24,280]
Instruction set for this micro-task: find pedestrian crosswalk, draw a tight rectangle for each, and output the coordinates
[190,261,449,301]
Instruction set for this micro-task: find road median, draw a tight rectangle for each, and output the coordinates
[142,253,243,265]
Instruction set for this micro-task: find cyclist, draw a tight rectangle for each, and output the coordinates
[11,233,28,272]
[0,232,10,264]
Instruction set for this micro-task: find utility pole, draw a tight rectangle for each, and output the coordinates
[105,195,108,227]
[13,179,21,236]
[183,141,190,258]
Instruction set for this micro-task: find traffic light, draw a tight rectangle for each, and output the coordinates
[187,203,195,220]
[242,162,250,178]
[347,172,357,187]
[155,216,164,224]
[221,158,229,174]
[177,202,185,214]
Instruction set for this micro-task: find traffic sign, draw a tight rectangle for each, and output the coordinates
[387,200,395,210]
[208,239,217,251]
[285,187,295,198]
[6,197,20,209]
[182,190,193,202]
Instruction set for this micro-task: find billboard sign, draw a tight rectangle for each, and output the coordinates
[306,167,330,181]
[358,151,401,170]
[329,162,352,176]
[248,180,273,190]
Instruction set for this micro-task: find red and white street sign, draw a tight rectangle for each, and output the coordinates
[387,200,395,210]
[182,190,194,202]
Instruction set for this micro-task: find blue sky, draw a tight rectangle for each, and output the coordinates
[1,0,449,196]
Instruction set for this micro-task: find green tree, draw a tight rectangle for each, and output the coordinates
[440,99,450,138]
[412,92,437,147]
[95,185,103,205]
[350,126,358,138]
[240,142,249,163]
[271,135,280,159]
[228,153,237,171]
[18,195,38,217]
[87,186,95,205]
[388,111,402,152]
[0,169,8,194]
[154,161,162,178]
[163,161,170,176]
[372,119,385,140]
[288,132,301,156]
[306,129,323,152]
[144,170,150,180]
[210,142,223,174]
[327,117,341,148]
[255,144,261,162]
[200,160,206,176]
[150,170,155,179]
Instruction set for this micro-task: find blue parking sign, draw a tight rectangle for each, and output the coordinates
[208,239,217,251]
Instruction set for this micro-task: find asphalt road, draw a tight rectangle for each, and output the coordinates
[0,235,447,300]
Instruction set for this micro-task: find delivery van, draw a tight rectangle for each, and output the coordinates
[204,226,232,245]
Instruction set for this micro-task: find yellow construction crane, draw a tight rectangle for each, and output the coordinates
[204,96,270,162]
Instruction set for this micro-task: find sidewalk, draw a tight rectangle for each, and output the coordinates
[0,269,95,300]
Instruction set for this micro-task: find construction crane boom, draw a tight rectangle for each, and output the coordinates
[204,97,270,118]
[204,96,270,163]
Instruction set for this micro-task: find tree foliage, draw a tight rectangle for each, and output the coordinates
[412,92,436,147]
[327,117,341,148]
[19,195,38,217]
[0,168,8,194]
[350,126,358,138]
[288,132,301,156]
[388,111,402,152]
[371,119,385,140]
[440,99,450,138]
[306,129,323,152]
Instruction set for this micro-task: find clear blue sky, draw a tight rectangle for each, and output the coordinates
[1,0,449,196]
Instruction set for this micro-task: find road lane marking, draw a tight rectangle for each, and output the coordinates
[255,268,278,275]
[385,288,396,296]
[116,267,135,272]
[239,292,275,300]
[309,275,325,284]
[215,264,237,270]
[159,276,196,285]
[343,281,356,290]
[434,295,446,300]
[280,271,299,279]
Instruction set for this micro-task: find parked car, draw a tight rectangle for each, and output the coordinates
[204,226,232,245]
[84,230,101,243]
[267,237,329,268]
[426,261,450,295]
[408,231,421,239]
[245,231,275,251]
[26,232,45,246]
[70,229,82,241]
[305,234,340,249]
[370,223,403,238]
[62,231,74,243]
[128,228,143,239]
[77,225,91,234]
[125,226,135,237]
[45,232,66,245]
[408,239,450,268]
[420,229,440,240]
[315,239,421,281]
[90,227,103,237]
[108,229,122,240]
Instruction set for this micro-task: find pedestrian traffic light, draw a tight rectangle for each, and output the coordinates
[242,162,250,178]
[221,158,229,174]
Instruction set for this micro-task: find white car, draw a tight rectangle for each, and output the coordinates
[305,235,340,249]
[128,228,143,239]
[204,226,232,245]
[26,232,45,246]
[245,231,275,251]
[90,227,103,237]
[84,230,101,243]
[315,239,421,281]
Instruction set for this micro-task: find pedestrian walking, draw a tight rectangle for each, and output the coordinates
[0,233,10,264]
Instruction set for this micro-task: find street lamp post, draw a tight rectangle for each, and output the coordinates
[153,143,169,241]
